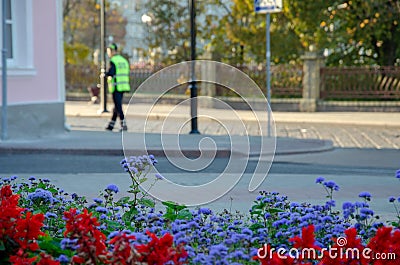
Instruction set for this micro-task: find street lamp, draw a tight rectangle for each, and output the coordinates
[99,0,108,113]
[189,0,200,134]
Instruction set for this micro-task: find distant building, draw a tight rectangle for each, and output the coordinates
[0,0,65,139]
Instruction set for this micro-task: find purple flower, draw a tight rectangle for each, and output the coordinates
[60,238,79,250]
[45,212,58,219]
[342,202,353,209]
[360,208,374,217]
[57,254,69,263]
[325,200,336,207]
[28,188,54,204]
[96,206,109,214]
[315,177,325,184]
[106,184,119,193]
[198,208,212,215]
[359,192,372,199]
[107,231,120,239]
[323,180,340,191]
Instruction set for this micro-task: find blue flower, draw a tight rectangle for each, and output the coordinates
[315,177,325,184]
[360,208,374,216]
[95,206,108,214]
[198,208,212,215]
[93,198,103,204]
[45,212,58,219]
[27,189,54,204]
[60,238,79,250]
[396,169,400,179]
[355,201,368,208]
[359,191,372,199]
[325,200,336,207]
[389,196,396,203]
[106,184,119,193]
[57,254,69,263]
[107,231,120,239]
[342,202,353,210]
[323,180,340,191]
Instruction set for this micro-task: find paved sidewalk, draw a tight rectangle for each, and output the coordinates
[66,101,400,127]
[3,100,400,154]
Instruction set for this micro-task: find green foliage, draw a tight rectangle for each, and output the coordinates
[64,42,91,65]
[63,0,127,66]
[323,0,400,66]
[162,201,193,221]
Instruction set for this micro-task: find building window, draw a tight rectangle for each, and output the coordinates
[0,0,34,75]
[5,0,14,59]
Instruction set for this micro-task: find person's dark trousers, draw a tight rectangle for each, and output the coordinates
[106,91,127,131]
[111,91,125,121]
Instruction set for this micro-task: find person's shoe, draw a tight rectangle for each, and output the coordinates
[120,120,128,132]
[105,121,115,131]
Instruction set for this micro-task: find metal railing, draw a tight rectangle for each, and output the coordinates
[320,66,400,100]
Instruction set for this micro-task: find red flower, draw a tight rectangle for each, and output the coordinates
[367,227,400,265]
[290,225,321,251]
[135,230,188,265]
[9,248,37,265]
[108,232,137,265]
[14,212,45,251]
[36,253,61,265]
[63,208,109,264]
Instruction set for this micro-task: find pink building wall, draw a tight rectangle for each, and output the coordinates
[1,0,63,104]
[0,0,65,139]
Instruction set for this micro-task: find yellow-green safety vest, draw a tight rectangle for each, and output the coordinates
[108,55,131,93]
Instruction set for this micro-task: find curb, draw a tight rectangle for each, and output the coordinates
[0,139,334,157]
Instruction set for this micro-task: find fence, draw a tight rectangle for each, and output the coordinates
[65,63,400,102]
[320,66,400,100]
[238,64,303,98]
[65,64,303,98]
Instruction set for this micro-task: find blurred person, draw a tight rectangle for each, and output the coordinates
[105,43,130,131]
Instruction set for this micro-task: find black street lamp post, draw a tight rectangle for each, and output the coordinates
[99,0,108,113]
[189,0,200,134]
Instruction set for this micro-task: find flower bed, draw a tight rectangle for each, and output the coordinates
[0,156,399,264]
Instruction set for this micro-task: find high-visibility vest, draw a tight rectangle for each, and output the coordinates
[108,55,130,93]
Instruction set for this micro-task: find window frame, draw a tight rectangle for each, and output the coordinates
[1,0,35,76]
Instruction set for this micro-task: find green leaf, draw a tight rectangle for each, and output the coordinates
[250,209,262,215]
[267,208,284,213]
[139,198,155,208]
[163,212,177,221]
[0,240,5,251]
[162,200,183,209]
[177,209,193,220]
[249,223,265,231]
[117,196,130,204]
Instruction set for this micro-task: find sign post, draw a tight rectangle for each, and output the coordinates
[254,0,282,138]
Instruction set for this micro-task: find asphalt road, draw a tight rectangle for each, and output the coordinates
[0,148,397,176]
